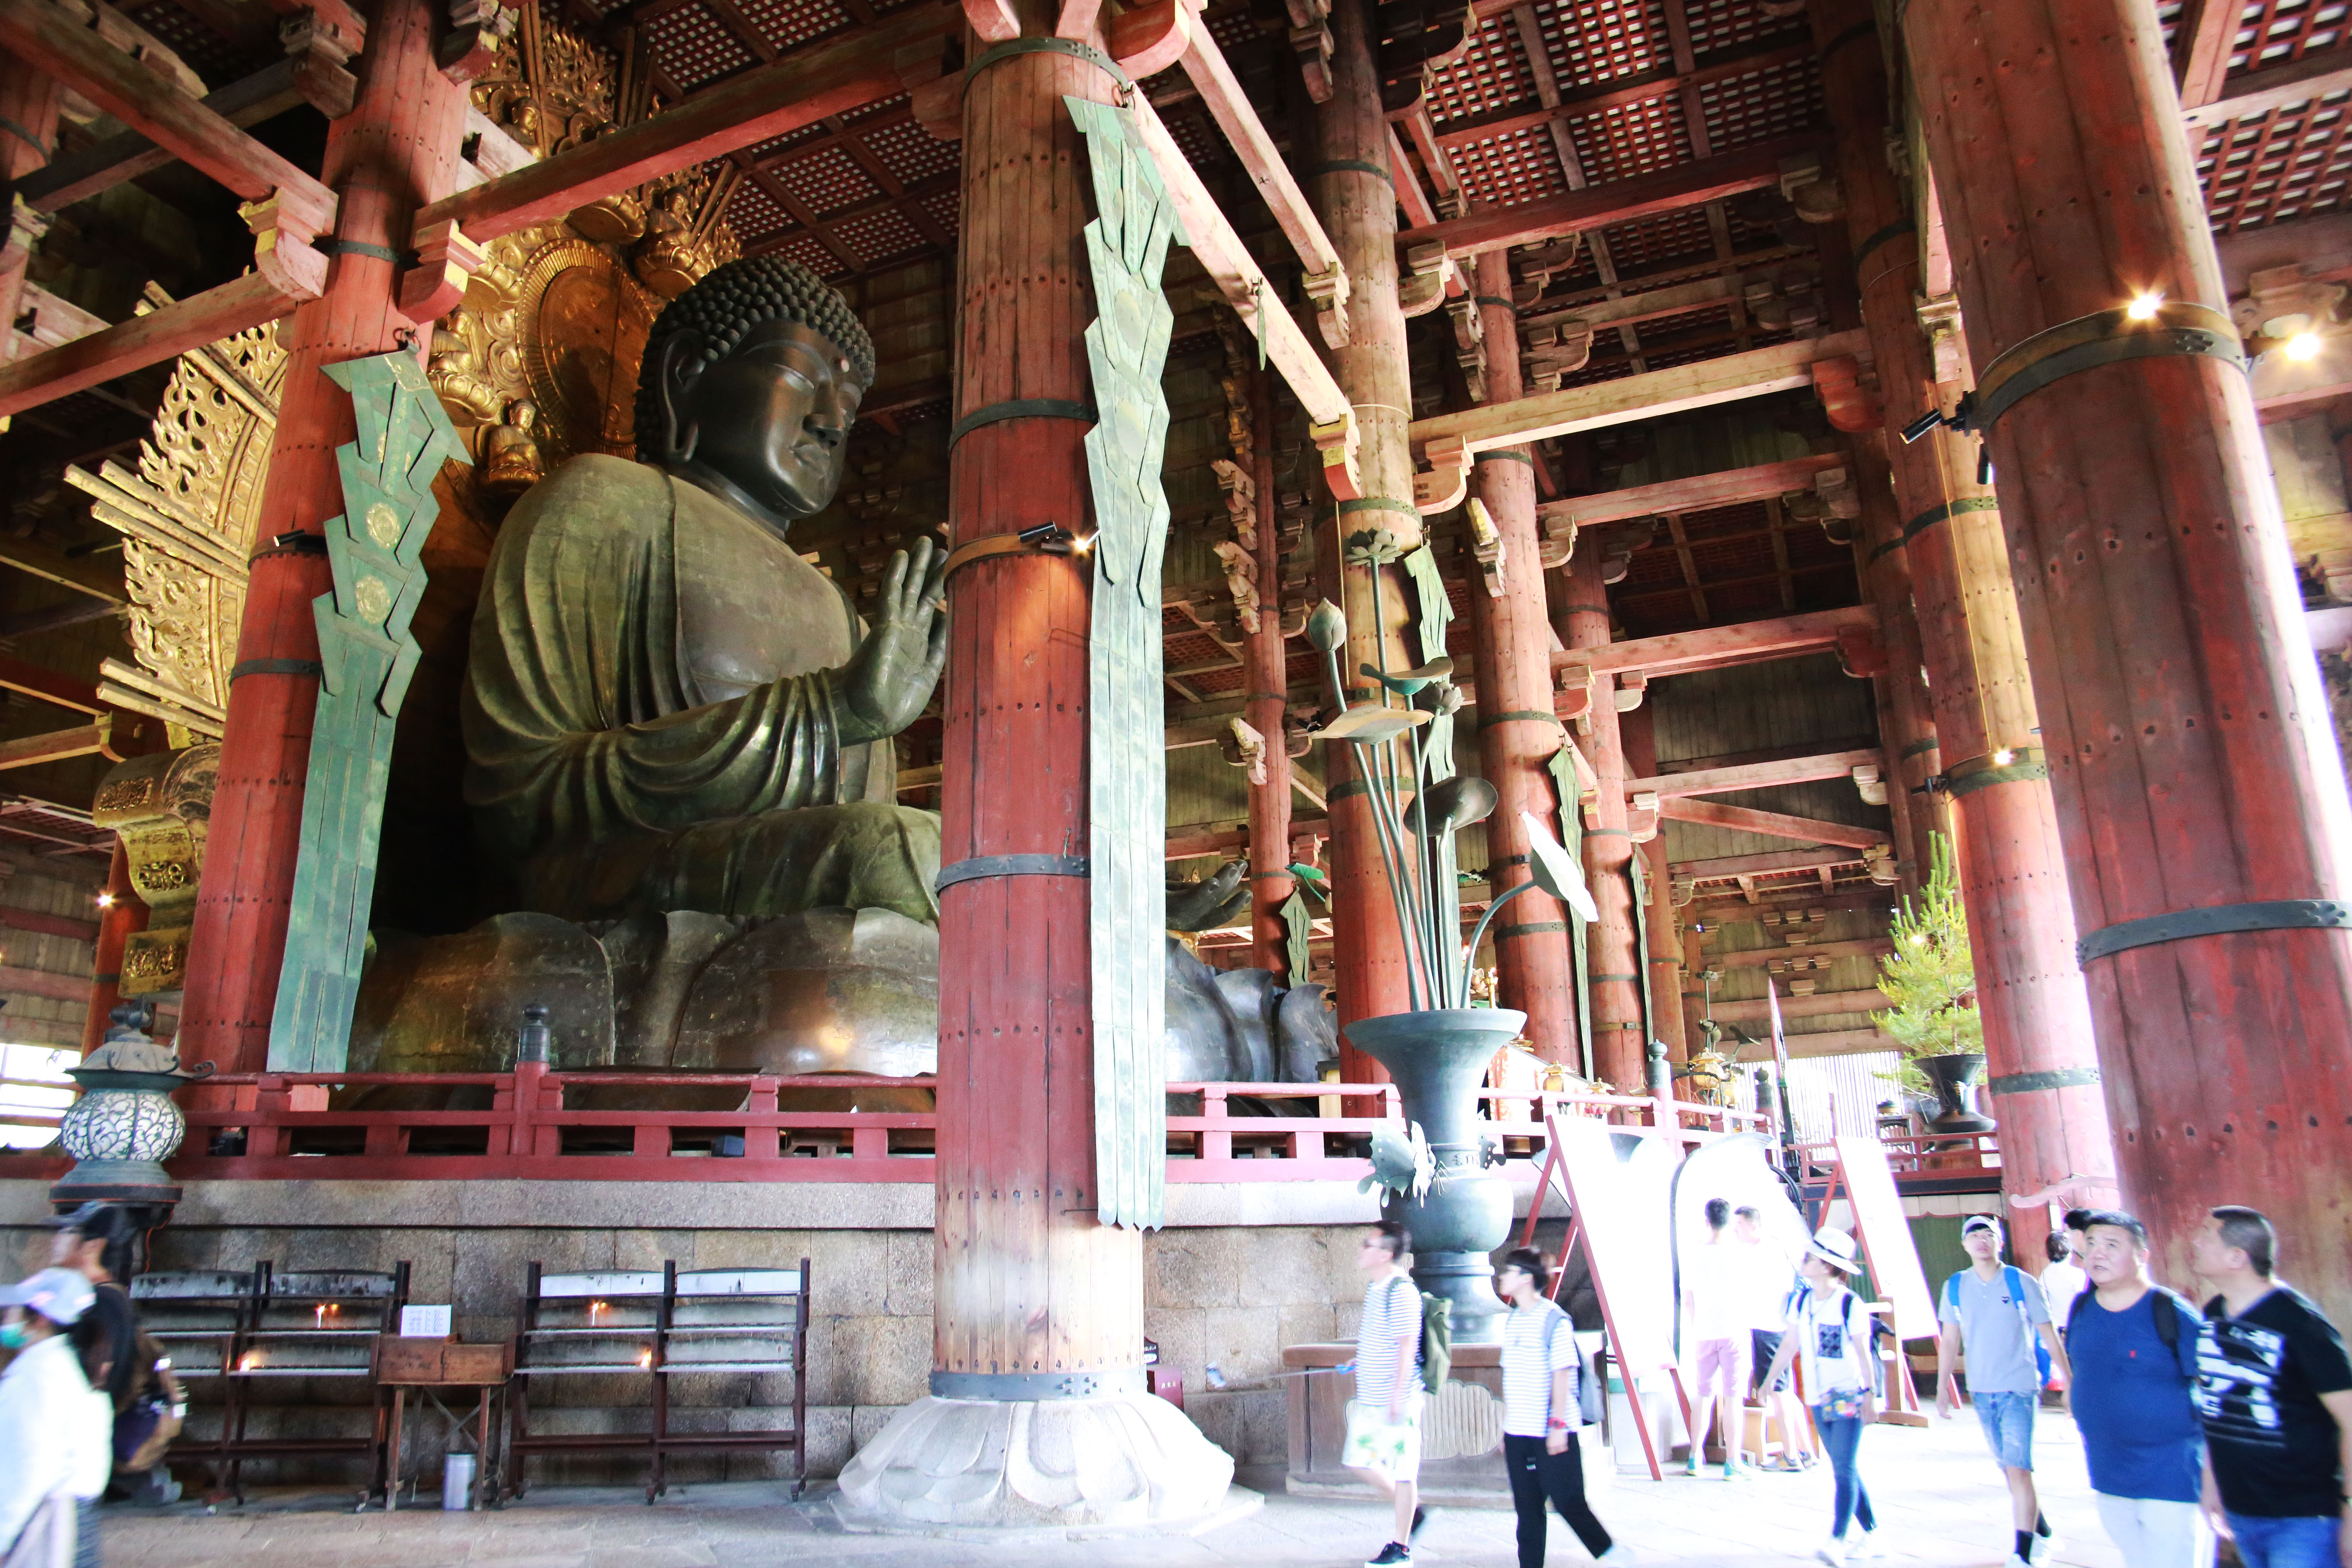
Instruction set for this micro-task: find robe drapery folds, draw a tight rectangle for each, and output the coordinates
[461,454,940,922]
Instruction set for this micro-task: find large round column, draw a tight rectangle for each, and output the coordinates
[1551,551,1645,1089]
[1618,705,1688,1076]
[1908,0,2352,1314]
[1245,368,1298,976]
[1465,251,1575,1060]
[1814,0,2111,1261]
[836,13,1232,1524]
[175,0,467,1073]
[1310,0,1418,1057]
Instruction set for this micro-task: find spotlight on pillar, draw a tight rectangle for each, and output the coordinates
[2286,331,2323,362]
[1992,747,2015,767]
[2127,292,2163,322]
[96,892,116,909]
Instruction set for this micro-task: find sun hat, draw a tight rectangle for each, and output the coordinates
[0,1267,96,1325]
[1805,1227,1862,1274]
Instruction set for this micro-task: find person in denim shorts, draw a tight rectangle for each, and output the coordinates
[1937,1215,2073,1567]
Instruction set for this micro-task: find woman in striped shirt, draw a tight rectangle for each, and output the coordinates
[1494,1247,1636,1565]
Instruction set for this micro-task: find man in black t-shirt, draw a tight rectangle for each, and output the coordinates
[2189,1206,2352,1568]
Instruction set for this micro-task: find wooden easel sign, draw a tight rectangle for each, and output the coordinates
[1822,1133,1936,1425]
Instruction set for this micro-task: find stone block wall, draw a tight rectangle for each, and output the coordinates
[0,1179,1383,1488]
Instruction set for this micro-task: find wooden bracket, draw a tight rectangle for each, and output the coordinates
[397,217,485,325]
[1850,763,1886,806]
[1553,662,1592,722]
[1309,412,1362,502]
[435,0,512,86]
[1834,624,1886,679]
[3,196,52,276]
[1466,494,1505,597]
[1286,0,1334,99]
[962,0,1019,43]
[1399,240,1453,319]
[1613,669,1648,712]
[1628,789,1660,842]
[1302,263,1350,349]
[1812,354,1881,434]
[1110,0,1198,80]
[240,191,331,298]
[1055,0,1104,40]
[1413,433,1469,514]
[281,6,361,113]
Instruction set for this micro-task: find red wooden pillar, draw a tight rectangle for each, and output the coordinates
[174,0,469,1075]
[1245,368,1296,976]
[1551,552,1644,1089]
[1465,251,1574,1060]
[80,844,148,1057]
[1814,0,2110,1265]
[1847,434,1943,899]
[1909,0,2352,1315]
[1310,0,1417,1058]
[1618,705,1689,1076]
[0,57,60,373]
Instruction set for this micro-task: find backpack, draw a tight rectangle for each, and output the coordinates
[1537,1305,1606,1427]
[2066,1284,2190,1376]
[1386,1276,1453,1396]
[1946,1265,2053,1384]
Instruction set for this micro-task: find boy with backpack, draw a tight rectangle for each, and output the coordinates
[1936,1214,2074,1567]
[1348,1219,1436,1568]
[1494,1246,1634,1566]
[2063,1209,2210,1568]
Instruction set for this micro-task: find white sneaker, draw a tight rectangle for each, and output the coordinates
[2004,1556,2032,1568]
[1847,1528,1883,1560]
[1596,1547,1638,1564]
[1722,1460,1753,1479]
[1815,1539,1848,1567]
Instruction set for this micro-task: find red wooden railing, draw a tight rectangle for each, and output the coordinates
[1792,1128,2000,1177]
[0,1066,1801,1184]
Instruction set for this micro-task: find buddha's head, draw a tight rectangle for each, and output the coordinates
[635,256,876,527]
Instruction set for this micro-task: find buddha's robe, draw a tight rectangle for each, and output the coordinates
[460,454,940,923]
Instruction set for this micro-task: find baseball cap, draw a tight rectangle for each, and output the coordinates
[1961,1215,2003,1237]
[0,1267,96,1325]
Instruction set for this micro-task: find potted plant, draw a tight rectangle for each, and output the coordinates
[1869,833,1993,1133]
[1302,597,1599,1341]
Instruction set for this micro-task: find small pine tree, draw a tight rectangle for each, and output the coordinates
[1871,832,1981,1096]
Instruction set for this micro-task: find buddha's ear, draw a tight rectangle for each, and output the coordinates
[653,328,704,466]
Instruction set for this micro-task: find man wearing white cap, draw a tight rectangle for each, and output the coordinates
[1757,1228,1884,1565]
[1937,1213,2073,1567]
[1,1268,117,1566]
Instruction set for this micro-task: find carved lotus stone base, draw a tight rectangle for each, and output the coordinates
[834,1392,1237,1531]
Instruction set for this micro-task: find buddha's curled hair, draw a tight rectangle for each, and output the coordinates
[634,256,876,460]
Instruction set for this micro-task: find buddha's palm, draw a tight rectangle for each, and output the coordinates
[835,536,949,745]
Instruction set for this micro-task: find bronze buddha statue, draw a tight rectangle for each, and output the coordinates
[460,256,947,927]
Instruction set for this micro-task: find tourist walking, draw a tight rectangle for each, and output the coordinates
[1681,1197,1752,1478]
[2039,1227,2089,1334]
[51,1202,183,1516]
[1347,1219,1430,1568]
[1733,1204,1809,1470]
[2189,1206,2352,1568]
[1756,1228,1882,1565]
[0,1269,116,1568]
[1494,1247,1633,1565]
[2062,1210,2210,1568]
[1935,1214,2071,1566]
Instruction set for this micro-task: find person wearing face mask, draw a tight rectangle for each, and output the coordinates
[0,1269,117,1568]
[48,1203,182,1510]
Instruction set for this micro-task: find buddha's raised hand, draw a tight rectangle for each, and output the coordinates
[834,535,949,744]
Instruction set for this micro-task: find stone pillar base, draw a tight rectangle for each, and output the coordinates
[834,1392,1236,1529]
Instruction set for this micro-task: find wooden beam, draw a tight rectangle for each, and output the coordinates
[1409,328,1868,457]
[1553,605,1878,680]
[0,962,94,1004]
[1659,735,1881,775]
[1658,797,1887,850]
[1636,748,1883,800]
[0,904,99,943]
[416,3,958,243]
[1178,24,1345,295]
[0,720,112,772]
[2171,0,2240,108]
[1710,936,1894,968]
[18,57,306,212]
[1401,135,1822,262]
[0,267,317,419]
[0,654,105,717]
[2184,46,2352,126]
[1704,986,1881,1022]
[1167,816,1329,859]
[0,538,126,603]
[1780,1026,1902,1057]
[1537,453,1845,530]
[1671,845,1865,879]
[0,0,334,222]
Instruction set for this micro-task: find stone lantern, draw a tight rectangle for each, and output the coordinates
[52,1001,213,1213]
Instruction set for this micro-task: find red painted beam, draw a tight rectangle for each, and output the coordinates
[0,963,94,1004]
[0,905,101,944]
[1400,135,1825,262]
[1537,453,1845,531]
[1553,605,1879,680]
[18,58,308,213]
[1656,796,1888,850]
[0,652,105,717]
[1632,747,1882,799]
[1712,936,1894,968]
[0,268,317,419]
[415,3,959,243]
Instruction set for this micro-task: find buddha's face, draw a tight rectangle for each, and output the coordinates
[660,317,866,523]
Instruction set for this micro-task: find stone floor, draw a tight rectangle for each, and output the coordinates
[93,1409,2138,1568]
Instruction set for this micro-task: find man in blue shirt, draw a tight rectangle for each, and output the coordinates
[1937,1214,2073,1567]
[2064,1209,2209,1568]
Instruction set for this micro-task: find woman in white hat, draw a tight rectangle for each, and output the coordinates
[1757,1229,1884,1565]
[1,1268,117,1568]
